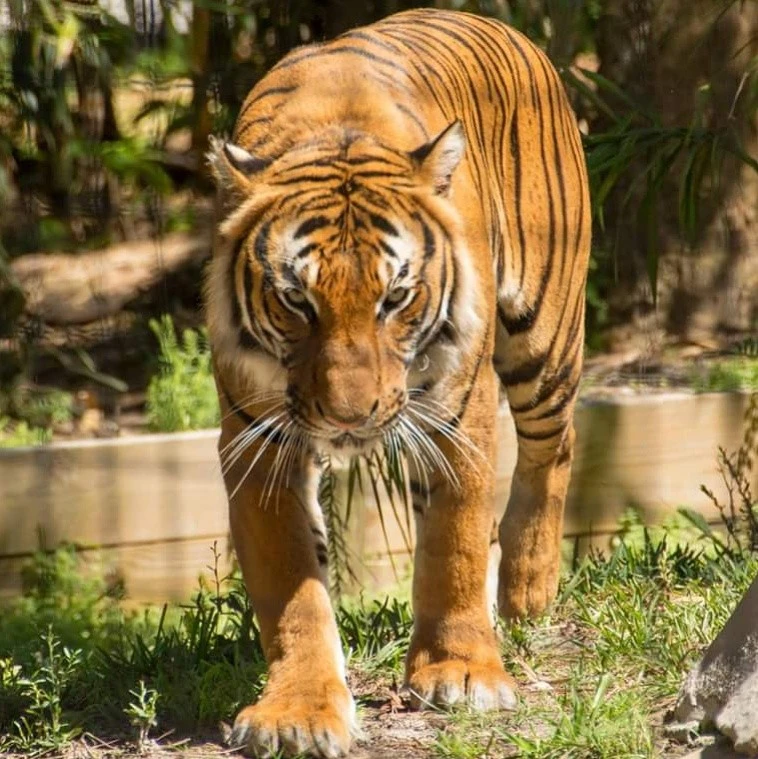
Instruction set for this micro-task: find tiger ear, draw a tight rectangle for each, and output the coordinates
[410,121,466,196]
[207,136,271,199]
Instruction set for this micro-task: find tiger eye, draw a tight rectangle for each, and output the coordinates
[385,287,409,306]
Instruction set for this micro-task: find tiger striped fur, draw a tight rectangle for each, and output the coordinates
[205,8,590,758]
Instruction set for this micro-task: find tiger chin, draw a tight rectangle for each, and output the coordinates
[204,8,590,759]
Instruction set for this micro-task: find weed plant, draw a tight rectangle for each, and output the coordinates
[146,315,220,432]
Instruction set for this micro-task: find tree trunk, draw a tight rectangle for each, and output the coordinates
[189,3,211,178]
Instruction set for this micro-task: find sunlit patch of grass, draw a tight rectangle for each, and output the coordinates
[339,596,413,675]
[689,356,758,393]
[436,530,757,759]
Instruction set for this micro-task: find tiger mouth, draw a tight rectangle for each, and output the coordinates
[330,432,361,448]
[289,405,404,446]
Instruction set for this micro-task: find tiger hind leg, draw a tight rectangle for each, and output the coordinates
[496,332,582,620]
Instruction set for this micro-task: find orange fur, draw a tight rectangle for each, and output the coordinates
[206,9,590,757]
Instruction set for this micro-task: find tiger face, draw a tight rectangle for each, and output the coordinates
[207,122,476,455]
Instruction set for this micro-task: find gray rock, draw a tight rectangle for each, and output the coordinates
[681,746,748,759]
[674,574,758,756]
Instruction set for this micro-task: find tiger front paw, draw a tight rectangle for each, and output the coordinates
[229,679,355,759]
[405,659,516,712]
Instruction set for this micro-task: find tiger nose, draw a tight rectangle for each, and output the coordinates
[315,399,379,429]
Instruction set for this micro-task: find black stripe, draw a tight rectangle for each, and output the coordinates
[410,17,494,102]
[415,253,449,353]
[249,85,298,104]
[421,221,435,259]
[271,172,344,187]
[301,197,344,213]
[514,422,566,441]
[378,240,397,258]
[509,69,556,335]
[243,256,254,297]
[394,102,429,140]
[295,242,319,259]
[340,29,404,56]
[237,85,298,125]
[351,170,410,183]
[276,43,410,76]
[238,256,259,345]
[280,264,300,289]
[346,154,408,170]
[536,51,569,294]
[438,322,456,343]
[533,372,580,421]
[497,349,547,387]
[254,222,272,274]
[234,116,272,142]
[396,25,490,200]
[229,240,244,331]
[509,116,526,285]
[451,324,491,429]
[556,442,573,468]
[294,216,331,239]
[380,29,452,122]
[315,543,329,566]
[499,306,537,335]
[503,28,541,296]
[238,329,261,351]
[369,213,398,236]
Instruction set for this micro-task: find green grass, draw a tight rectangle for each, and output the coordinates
[0,417,52,447]
[0,387,76,448]
[689,356,758,393]
[435,533,755,759]
[0,531,754,757]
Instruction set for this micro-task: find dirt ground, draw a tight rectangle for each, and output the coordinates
[37,678,705,759]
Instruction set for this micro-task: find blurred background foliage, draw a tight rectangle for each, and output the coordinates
[0,0,756,434]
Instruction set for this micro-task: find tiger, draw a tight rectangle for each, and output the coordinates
[205,7,590,758]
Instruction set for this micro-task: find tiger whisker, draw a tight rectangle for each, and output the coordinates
[219,400,286,459]
[399,416,460,490]
[406,405,486,475]
[272,424,304,512]
[407,396,484,457]
[220,390,284,425]
[392,425,432,513]
[283,430,301,494]
[228,422,284,502]
[221,409,288,474]
[261,420,296,508]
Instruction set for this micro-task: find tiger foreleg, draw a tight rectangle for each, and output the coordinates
[219,410,354,759]
[405,363,516,712]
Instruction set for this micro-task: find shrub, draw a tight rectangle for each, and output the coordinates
[146,315,220,432]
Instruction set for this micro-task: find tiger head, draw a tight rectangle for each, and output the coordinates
[206,123,480,455]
